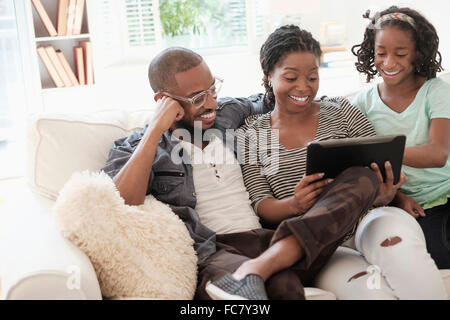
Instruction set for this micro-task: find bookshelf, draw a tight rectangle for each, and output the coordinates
[28,0,95,90]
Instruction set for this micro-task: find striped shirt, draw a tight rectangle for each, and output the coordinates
[237,97,376,212]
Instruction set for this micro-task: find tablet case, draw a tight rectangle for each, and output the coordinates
[306,135,406,184]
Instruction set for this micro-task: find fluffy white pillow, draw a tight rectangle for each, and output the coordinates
[54,171,197,300]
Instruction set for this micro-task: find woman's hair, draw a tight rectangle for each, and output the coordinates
[260,25,322,107]
[352,6,443,82]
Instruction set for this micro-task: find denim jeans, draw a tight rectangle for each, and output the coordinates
[419,200,450,269]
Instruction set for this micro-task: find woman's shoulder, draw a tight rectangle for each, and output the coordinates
[319,96,361,114]
[239,113,271,132]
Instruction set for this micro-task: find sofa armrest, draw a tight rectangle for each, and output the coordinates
[1,181,102,300]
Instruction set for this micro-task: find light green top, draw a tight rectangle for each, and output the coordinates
[353,78,450,209]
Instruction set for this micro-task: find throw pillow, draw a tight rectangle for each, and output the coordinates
[54,171,197,299]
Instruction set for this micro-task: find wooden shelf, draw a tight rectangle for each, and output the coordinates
[35,33,90,42]
[42,83,95,91]
[31,0,95,91]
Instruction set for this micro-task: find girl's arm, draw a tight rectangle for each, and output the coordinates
[392,191,426,219]
[403,118,450,168]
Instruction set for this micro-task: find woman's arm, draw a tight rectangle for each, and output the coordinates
[403,118,450,168]
[257,174,333,225]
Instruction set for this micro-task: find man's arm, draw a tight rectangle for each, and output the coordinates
[109,97,185,206]
[113,126,163,205]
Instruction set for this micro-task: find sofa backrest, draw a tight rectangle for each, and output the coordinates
[27,109,155,200]
[27,72,450,201]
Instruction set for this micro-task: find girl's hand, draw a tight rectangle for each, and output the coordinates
[371,161,407,207]
[393,192,426,219]
[289,173,334,215]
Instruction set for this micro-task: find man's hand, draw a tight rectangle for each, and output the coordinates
[288,173,334,215]
[151,96,185,134]
[371,161,407,207]
[393,192,426,219]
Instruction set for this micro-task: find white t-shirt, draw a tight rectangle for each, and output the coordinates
[178,135,261,234]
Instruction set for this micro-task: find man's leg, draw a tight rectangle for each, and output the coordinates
[207,167,379,300]
[197,229,307,300]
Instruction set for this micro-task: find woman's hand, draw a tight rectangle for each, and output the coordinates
[288,173,334,215]
[393,192,426,219]
[371,161,407,207]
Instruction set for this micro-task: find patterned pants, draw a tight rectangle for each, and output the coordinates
[195,167,380,300]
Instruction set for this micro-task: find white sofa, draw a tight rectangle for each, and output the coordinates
[1,96,449,300]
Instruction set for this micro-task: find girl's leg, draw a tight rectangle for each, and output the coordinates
[418,201,450,269]
[355,206,448,300]
[314,246,397,300]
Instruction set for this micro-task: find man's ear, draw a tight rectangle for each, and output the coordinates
[154,92,164,102]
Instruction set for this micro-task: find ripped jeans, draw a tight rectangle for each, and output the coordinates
[315,206,448,300]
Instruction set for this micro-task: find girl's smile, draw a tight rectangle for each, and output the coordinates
[374,26,416,86]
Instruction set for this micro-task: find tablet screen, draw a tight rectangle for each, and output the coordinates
[306,135,406,184]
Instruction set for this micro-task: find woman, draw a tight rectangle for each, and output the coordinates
[235,24,447,300]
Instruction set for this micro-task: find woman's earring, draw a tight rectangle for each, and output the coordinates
[268,81,272,88]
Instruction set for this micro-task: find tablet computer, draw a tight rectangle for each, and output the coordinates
[306,135,406,184]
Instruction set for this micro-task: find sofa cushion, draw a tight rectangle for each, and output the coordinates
[27,109,154,200]
[54,170,197,299]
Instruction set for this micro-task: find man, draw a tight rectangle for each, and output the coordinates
[102,47,381,300]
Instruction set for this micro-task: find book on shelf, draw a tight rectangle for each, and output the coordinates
[31,0,57,37]
[72,0,85,35]
[66,0,77,36]
[57,0,69,36]
[56,0,85,36]
[44,46,72,87]
[80,40,94,85]
[73,46,86,85]
[37,46,64,88]
[56,50,80,86]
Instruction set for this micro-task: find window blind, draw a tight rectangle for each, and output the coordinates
[124,0,157,47]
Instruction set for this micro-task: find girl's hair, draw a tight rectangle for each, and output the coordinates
[352,6,443,82]
[260,25,322,107]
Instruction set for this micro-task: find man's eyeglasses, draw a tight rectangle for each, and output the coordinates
[157,77,223,109]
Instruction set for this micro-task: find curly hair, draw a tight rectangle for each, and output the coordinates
[352,6,443,83]
[260,25,322,107]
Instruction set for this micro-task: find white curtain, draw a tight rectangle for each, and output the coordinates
[0,0,25,178]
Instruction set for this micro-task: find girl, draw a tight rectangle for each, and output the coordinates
[235,24,447,299]
[352,6,450,269]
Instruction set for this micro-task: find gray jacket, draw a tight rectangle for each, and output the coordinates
[102,94,271,263]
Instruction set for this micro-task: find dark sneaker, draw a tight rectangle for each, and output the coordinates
[205,273,268,300]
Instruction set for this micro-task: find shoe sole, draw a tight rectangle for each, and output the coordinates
[205,283,249,300]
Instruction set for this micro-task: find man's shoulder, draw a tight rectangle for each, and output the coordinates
[217,94,265,110]
[112,125,148,149]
